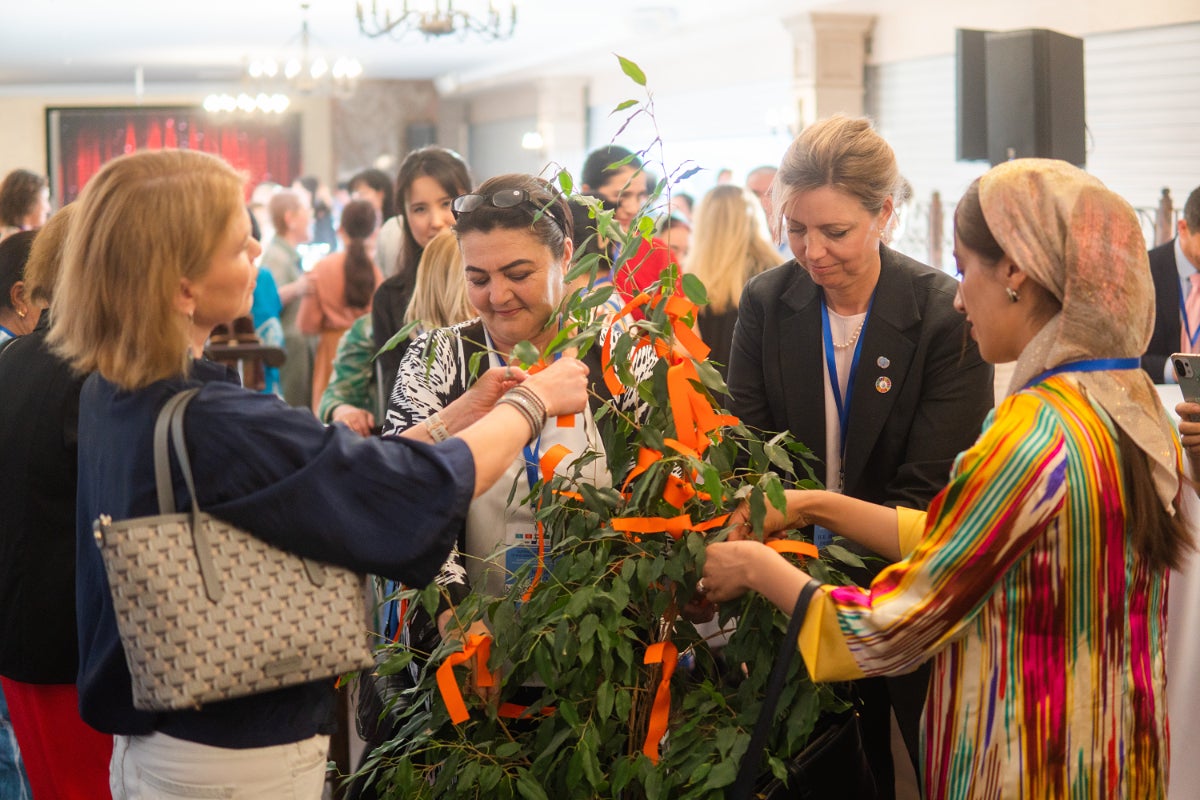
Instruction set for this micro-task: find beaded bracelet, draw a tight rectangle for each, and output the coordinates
[424,412,451,442]
[496,386,548,444]
[507,384,547,420]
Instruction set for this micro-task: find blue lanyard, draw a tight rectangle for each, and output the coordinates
[493,346,551,498]
[0,324,17,340]
[1022,357,1140,390]
[1180,291,1200,349]
[820,295,873,461]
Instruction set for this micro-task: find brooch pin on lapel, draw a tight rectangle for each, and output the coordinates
[875,376,892,393]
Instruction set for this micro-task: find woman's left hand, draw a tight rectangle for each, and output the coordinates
[700,540,773,603]
[442,366,527,433]
[331,404,375,437]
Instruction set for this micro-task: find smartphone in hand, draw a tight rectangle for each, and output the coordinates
[1171,353,1200,421]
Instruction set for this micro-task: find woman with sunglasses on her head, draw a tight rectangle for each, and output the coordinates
[704,159,1188,799]
[379,172,656,699]
[48,150,589,798]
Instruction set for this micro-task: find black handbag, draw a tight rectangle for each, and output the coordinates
[729,581,878,800]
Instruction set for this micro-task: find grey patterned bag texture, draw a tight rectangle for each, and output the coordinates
[92,388,374,711]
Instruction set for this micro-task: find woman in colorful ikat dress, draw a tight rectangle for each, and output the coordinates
[702,158,1188,799]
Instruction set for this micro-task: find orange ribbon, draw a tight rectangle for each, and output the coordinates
[621,446,663,493]
[767,539,820,559]
[642,641,678,764]
[610,512,730,539]
[521,443,572,601]
[437,634,494,724]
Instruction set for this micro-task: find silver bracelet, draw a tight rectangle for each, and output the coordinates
[497,388,547,443]
[424,412,450,442]
[507,384,548,420]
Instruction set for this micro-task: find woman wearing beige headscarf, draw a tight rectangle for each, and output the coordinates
[702,159,1190,798]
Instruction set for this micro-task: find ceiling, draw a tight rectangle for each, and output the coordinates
[3,0,793,90]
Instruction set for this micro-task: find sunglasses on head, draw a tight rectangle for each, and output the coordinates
[451,189,565,232]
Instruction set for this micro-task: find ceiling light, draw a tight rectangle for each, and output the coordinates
[356,0,517,41]
[246,3,362,98]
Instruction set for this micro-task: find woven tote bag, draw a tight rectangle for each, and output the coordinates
[92,388,374,711]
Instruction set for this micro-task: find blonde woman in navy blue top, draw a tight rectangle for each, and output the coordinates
[48,149,588,799]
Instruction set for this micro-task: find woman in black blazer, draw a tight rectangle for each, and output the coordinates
[726,115,994,798]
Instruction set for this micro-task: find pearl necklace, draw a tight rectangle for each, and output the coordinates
[831,317,866,350]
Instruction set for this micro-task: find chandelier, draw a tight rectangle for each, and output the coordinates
[357,0,517,40]
[248,3,363,97]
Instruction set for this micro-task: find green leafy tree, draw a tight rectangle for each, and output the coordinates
[352,56,864,800]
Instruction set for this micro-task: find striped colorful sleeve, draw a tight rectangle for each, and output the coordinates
[798,391,1068,681]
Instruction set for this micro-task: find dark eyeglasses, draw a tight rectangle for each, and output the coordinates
[451,189,565,232]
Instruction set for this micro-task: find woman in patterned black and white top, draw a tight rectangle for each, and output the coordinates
[382,173,655,670]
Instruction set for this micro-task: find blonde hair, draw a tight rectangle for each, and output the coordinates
[773,114,900,242]
[23,204,76,305]
[404,229,474,333]
[49,150,244,390]
[685,185,781,314]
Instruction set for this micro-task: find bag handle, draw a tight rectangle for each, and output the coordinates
[728,579,823,800]
[152,388,329,603]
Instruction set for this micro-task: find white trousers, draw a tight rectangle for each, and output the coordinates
[110,731,329,800]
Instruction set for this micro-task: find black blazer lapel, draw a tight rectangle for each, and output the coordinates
[840,248,919,493]
[778,272,828,472]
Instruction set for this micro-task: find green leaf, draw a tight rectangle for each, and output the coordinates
[764,443,795,476]
[825,543,867,568]
[512,340,540,367]
[702,759,737,790]
[644,766,663,800]
[375,319,422,357]
[556,170,574,194]
[764,473,787,514]
[616,54,647,86]
[495,741,522,758]
[613,98,639,112]
[516,768,550,800]
[681,273,709,306]
[596,680,614,719]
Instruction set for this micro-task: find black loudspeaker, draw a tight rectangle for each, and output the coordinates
[984,28,1085,166]
[956,29,989,161]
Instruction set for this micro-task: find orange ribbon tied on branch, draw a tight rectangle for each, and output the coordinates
[767,539,820,559]
[641,641,678,764]
[437,633,494,725]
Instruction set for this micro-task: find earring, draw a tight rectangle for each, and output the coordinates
[17,309,25,318]
[1006,287,1020,303]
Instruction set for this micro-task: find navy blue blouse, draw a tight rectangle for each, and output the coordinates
[74,359,474,748]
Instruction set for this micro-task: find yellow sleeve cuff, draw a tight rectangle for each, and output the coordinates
[797,586,865,682]
[895,506,927,557]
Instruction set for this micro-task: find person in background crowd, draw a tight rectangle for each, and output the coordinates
[298,199,383,413]
[0,169,50,242]
[49,148,589,799]
[705,157,1185,800]
[257,188,314,408]
[725,114,994,797]
[578,145,677,315]
[669,191,694,221]
[371,147,473,387]
[316,228,473,438]
[1143,185,1200,383]
[658,211,692,265]
[0,228,38,800]
[0,206,114,800]
[685,184,782,380]
[350,168,403,279]
[295,175,337,254]
[0,231,37,352]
